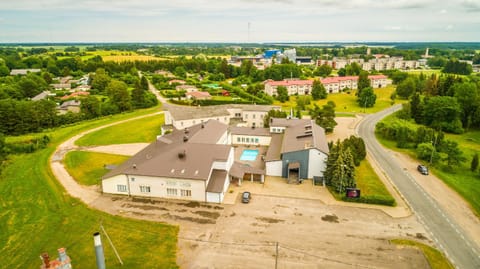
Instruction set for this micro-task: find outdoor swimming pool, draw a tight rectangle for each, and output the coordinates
[240,149,259,161]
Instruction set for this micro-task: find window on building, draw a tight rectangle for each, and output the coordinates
[117,185,127,192]
[246,138,250,143]
[181,189,192,197]
[245,114,248,119]
[130,177,135,182]
[242,137,245,142]
[237,137,240,142]
[253,114,256,119]
[193,120,196,124]
[140,185,151,193]
[255,138,259,143]
[167,188,177,196]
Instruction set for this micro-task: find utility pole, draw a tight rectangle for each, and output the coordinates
[275,242,279,269]
[429,130,438,166]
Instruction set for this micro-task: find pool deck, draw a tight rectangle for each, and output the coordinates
[234,145,267,171]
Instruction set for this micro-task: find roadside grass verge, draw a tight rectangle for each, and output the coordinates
[76,113,164,146]
[390,239,454,269]
[376,116,480,217]
[275,85,403,114]
[328,160,396,206]
[64,151,129,185]
[0,106,178,268]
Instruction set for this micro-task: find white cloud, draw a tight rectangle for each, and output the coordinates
[445,24,454,30]
[440,9,447,13]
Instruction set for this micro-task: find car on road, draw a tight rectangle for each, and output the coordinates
[242,191,251,203]
[417,164,429,175]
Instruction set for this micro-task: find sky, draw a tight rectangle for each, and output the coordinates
[0,0,479,43]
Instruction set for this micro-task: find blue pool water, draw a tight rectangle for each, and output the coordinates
[240,149,259,161]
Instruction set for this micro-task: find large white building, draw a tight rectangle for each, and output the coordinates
[163,104,281,130]
[318,56,420,71]
[103,116,329,203]
[320,75,392,94]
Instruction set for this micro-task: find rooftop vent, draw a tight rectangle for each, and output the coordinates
[133,164,137,169]
[183,135,189,142]
[201,123,205,128]
[178,150,186,159]
[184,128,189,134]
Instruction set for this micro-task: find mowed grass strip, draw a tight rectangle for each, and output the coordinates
[328,160,396,206]
[390,239,454,269]
[76,113,164,146]
[64,151,129,185]
[0,108,178,268]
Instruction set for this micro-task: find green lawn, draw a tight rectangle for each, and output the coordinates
[376,116,480,217]
[76,113,164,146]
[274,85,402,114]
[390,239,454,269]
[328,159,396,206]
[0,106,178,268]
[64,151,129,185]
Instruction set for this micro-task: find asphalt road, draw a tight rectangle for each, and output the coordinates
[357,104,480,269]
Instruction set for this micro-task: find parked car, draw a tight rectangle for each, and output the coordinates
[242,191,251,203]
[417,165,429,175]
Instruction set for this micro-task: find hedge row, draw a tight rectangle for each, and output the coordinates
[341,195,396,206]
[5,135,51,154]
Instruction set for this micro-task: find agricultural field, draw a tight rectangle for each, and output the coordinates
[0,108,178,268]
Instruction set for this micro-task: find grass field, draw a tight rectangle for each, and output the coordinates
[390,239,454,269]
[64,151,129,185]
[274,85,402,114]
[376,115,480,217]
[76,113,164,146]
[0,106,178,268]
[329,159,396,206]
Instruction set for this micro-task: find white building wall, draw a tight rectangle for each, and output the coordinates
[206,192,222,203]
[164,111,172,125]
[103,174,206,201]
[307,149,328,179]
[217,131,229,145]
[102,174,129,195]
[266,161,283,176]
[243,111,267,127]
[173,116,230,129]
[232,135,271,146]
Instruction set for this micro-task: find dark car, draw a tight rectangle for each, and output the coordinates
[417,165,429,175]
[242,191,251,203]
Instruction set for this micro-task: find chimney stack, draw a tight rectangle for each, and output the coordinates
[41,253,50,268]
[93,232,106,269]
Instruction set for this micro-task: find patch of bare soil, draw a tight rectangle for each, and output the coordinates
[162,213,216,224]
[256,217,285,224]
[321,214,339,223]
[132,197,156,204]
[122,203,169,211]
[193,211,221,219]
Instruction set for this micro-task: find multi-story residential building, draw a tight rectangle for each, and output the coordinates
[263,79,313,96]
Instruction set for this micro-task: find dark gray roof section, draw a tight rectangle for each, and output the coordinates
[164,103,230,121]
[271,118,329,155]
[189,120,228,144]
[103,120,231,181]
[32,91,50,101]
[164,104,281,121]
[229,126,270,136]
[265,134,283,161]
[229,162,265,178]
[206,169,228,193]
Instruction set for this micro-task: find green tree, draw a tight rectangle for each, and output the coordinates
[416,142,440,164]
[80,96,101,119]
[311,80,327,100]
[275,86,289,103]
[91,68,111,93]
[423,96,463,133]
[471,153,479,172]
[131,81,146,108]
[263,109,287,127]
[410,93,424,124]
[106,80,132,112]
[140,76,149,91]
[310,101,337,133]
[0,64,9,77]
[453,82,479,130]
[357,71,370,95]
[314,64,332,77]
[295,95,311,111]
[357,87,376,108]
[440,140,465,169]
[396,77,416,99]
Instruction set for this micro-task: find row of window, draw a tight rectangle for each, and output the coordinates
[116,185,191,197]
[236,136,260,144]
[167,188,192,197]
[179,117,228,126]
[244,114,263,119]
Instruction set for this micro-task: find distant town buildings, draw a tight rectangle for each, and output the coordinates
[10,68,41,75]
[317,56,420,71]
